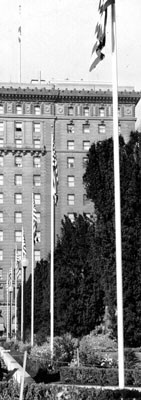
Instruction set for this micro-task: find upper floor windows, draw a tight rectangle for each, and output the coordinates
[0,250,3,261]
[67,176,74,187]
[83,107,89,117]
[33,157,41,168]
[34,122,40,133]
[67,194,75,206]
[0,157,3,167]
[67,140,74,151]
[33,175,41,186]
[34,193,41,205]
[34,250,40,262]
[0,105,4,114]
[15,122,22,132]
[16,105,22,115]
[83,124,90,134]
[98,124,106,134]
[15,175,22,186]
[15,139,22,148]
[0,139,4,148]
[15,156,22,167]
[15,212,22,224]
[15,193,22,204]
[0,212,3,223]
[34,139,41,149]
[0,175,3,186]
[83,141,90,151]
[99,107,105,117]
[67,124,74,134]
[15,230,22,242]
[34,105,40,115]
[67,157,75,168]
[83,157,88,168]
[68,106,73,116]
[0,122,4,132]
[0,194,3,204]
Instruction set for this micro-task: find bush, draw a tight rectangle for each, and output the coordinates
[0,381,19,400]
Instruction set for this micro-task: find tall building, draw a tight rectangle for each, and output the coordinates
[0,81,140,325]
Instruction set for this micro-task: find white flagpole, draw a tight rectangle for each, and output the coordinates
[15,247,17,340]
[111,1,124,388]
[6,274,9,340]
[31,193,34,347]
[18,3,22,83]
[21,227,24,341]
[50,124,54,360]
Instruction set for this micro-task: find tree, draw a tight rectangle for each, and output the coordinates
[83,132,141,346]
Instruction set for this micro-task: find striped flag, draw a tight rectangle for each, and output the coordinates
[33,199,38,244]
[8,264,13,288]
[89,0,114,71]
[52,139,59,205]
[18,26,21,43]
[15,248,21,280]
[22,229,27,258]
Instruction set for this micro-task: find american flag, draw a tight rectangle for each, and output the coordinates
[8,264,13,288]
[89,0,114,71]
[52,139,59,205]
[33,199,38,244]
[15,247,21,280]
[22,229,27,258]
[18,26,21,43]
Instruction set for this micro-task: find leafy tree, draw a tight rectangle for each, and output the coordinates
[83,132,141,346]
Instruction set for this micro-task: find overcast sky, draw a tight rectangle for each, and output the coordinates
[0,0,141,122]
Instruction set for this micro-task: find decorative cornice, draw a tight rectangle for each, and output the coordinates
[0,86,140,105]
[0,146,47,156]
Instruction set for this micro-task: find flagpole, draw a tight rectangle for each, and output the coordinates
[31,193,34,347]
[18,2,22,84]
[6,274,9,340]
[15,247,17,340]
[50,123,54,361]
[21,227,24,341]
[111,1,124,388]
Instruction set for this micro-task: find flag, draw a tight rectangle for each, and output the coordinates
[18,26,21,43]
[15,248,21,280]
[8,265,12,288]
[52,139,59,205]
[89,0,114,71]
[22,229,27,258]
[33,199,38,244]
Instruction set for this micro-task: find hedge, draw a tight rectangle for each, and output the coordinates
[60,366,141,386]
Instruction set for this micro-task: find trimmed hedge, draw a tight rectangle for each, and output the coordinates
[60,366,141,386]
[0,381,19,400]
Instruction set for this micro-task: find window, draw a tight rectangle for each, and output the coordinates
[33,157,40,168]
[67,141,74,150]
[15,212,22,223]
[83,157,88,168]
[0,250,3,261]
[15,139,22,148]
[0,212,3,223]
[16,105,22,115]
[15,193,22,204]
[99,107,105,117]
[0,156,3,167]
[0,175,3,185]
[0,139,4,148]
[0,105,4,114]
[34,194,41,205]
[15,231,22,242]
[0,232,3,241]
[98,124,105,134]
[36,232,41,242]
[83,141,90,151]
[34,123,40,133]
[67,176,74,187]
[118,124,121,134]
[67,194,75,205]
[68,213,75,222]
[35,105,40,115]
[15,122,22,132]
[67,124,74,134]
[84,107,89,116]
[0,285,3,300]
[15,156,22,167]
[67,157,74,168]
[36,212,41,223]
[83,124,90,134]
[0,194,3,204]
[0,268,3,279]
[15,175,22,186]
[33,175,41,186]
[0,122,4,132]
[34,139,40,149]
[68,106,73,116]
[34,250,40,262]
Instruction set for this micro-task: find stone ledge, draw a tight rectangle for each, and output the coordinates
[0,346,33,384]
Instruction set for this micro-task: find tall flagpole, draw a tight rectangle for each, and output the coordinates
[31,193,34,347]
[15,247,17,340]
[111,1,124,388]
[50,123,54,360]
[21,227,24,341]
[6,274,9,340]
[18,2,22,83]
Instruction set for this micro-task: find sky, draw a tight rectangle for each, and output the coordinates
[0,0,141,123]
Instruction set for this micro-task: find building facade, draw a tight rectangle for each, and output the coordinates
[0,81,140,326]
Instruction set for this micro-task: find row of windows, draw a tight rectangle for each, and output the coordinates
[0,156,87,170]
[0,104,121,117]
[0,138,42,149]
[0,193,41,204]
[0,211,40,223]
[67,212,91,223]
[0,121,41,132]
[0,230,41,242]
[0,175,41,186]
[67,194,89,206]
[0,249,41,263]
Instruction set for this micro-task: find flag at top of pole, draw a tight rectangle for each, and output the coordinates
[22,228,27,257]
[89,0,115,71]
[52,139,59,205]
[32,199,38,244]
